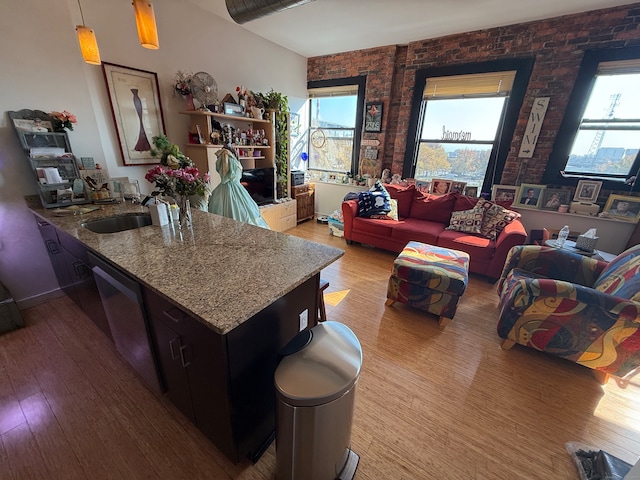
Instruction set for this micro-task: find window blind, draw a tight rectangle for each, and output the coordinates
[424,71,517,99]
[597,59,640,75]
[308,85,359,98]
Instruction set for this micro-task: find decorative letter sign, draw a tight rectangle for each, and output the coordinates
[518,97,550,158]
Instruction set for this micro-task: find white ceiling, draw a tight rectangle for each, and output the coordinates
[189,0,638,58]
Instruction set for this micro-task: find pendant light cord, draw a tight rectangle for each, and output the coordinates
[77,0,86,25]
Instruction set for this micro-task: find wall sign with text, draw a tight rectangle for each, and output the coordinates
[364,102,383,133]
[518,97,550,158]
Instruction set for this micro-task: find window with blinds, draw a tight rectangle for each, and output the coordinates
[413,70,517,191]
[306,77,365,175]
[424,71,516,99]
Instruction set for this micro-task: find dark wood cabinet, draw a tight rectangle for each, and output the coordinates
[291,183,315,223]
[143,289,235,459]
[143,274,319,464]
[35,216,110,339]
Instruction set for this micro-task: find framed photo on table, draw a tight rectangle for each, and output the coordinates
[430,178,452,195]
[515,183,545,209]
[491,184,519,203]
[464,186,478,197]
[102,63,166,165]
[574,180,602,203]
[602,194,640,222]
[224,102,244,116]
[450,181,467,194]
[540,188,571,211]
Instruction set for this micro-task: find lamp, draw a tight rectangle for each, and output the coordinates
[76,0,100,65]
[132,0,159,49]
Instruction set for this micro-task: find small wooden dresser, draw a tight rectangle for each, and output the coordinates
[291,183,315,223]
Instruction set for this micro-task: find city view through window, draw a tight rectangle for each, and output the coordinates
[566,72,640,177]
[308,95,357,173]
[416,96,506,189]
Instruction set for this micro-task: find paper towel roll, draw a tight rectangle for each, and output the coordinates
[149,204,169,226]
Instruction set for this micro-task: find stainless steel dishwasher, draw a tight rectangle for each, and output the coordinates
[88,252,163,394]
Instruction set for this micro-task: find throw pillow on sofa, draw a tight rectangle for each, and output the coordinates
[369,199,399,221]
[410,192,457,224]
[385,183,415,218]
[446,206,485,234]
[475,198,521,240]
[358,181,391,217]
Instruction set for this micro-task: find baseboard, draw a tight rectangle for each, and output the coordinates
[15,288,65,310]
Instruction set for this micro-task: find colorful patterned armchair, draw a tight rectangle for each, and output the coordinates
[496,244,640,382]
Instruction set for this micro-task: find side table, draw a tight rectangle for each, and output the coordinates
[544,239,616,262]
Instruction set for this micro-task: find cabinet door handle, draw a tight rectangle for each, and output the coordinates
[179,344,191,368]
[74,261,90,279]
[169,337,181,361]
[163,307,187,323]
[46,240,61,255]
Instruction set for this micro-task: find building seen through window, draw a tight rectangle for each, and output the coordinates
[404,60,532,195]
[565,64,640,178]
[306,78,365,176]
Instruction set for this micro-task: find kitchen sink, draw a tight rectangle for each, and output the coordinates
[82,213,152,234]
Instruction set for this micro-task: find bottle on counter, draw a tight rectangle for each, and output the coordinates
[556,225,570,248]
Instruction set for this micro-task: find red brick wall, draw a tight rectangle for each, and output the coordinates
[307,3,640,185]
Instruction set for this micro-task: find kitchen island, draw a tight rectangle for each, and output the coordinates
[28,196,344,463]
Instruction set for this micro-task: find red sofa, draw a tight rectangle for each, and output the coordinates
[342,184,527,280]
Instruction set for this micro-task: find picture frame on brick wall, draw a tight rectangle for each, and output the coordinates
[364,102,383,133]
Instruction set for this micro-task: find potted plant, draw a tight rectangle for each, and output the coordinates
[252,89,289,199]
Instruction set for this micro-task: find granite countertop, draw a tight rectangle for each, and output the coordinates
[27,197,344,335]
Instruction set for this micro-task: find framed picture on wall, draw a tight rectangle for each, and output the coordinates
[515,183,545,209]
[102,62,166,166]
[364,102,383,133]
[574,180,602,203]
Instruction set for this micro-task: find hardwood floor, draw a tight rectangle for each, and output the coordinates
[2,220,639,479]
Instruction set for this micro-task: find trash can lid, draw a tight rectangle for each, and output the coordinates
[275,321,362,407]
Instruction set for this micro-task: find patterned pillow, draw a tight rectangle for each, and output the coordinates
[370,199,399,220]
[476,198,521,240]
[358,190,391,217]
[446,206,484,234]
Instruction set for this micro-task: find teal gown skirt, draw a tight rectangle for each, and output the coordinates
[207,148,270,229]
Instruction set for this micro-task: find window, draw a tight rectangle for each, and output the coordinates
[307,77,366,176]
[404,59,532,194]
[544,47,640,188]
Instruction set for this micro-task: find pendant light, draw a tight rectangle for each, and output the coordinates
[76,0,101,65]
[132,0,159,49]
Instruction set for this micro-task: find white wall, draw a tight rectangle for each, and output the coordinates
[515,208,635,254]
[0,0,307,306]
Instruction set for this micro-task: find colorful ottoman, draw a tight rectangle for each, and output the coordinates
[385,242,470,326]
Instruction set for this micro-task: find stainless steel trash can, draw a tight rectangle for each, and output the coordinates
[275,321,362,480]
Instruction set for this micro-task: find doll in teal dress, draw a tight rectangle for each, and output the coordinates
[207,146,269,228]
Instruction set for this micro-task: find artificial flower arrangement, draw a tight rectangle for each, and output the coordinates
[236,85,258,109]
[145,135,209,199]
[173,70,193,97]
[49,110,77,131]
[236,85,249,101]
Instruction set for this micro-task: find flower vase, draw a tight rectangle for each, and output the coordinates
[185,94,195,111]
[177,195,192,229]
